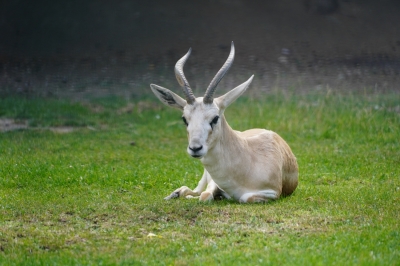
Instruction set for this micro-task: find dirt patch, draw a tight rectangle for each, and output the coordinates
[0,118,79,133]
[0,119,28,132]
[48,127,76,134]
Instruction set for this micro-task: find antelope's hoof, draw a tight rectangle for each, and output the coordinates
[164,191,180,200]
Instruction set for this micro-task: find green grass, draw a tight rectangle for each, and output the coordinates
[0,91,399,265]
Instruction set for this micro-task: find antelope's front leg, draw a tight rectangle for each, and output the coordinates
[199,179,220,202]
[164,169,210,200]
[164,186,200,200]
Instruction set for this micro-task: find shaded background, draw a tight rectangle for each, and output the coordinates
[1,0,399,99]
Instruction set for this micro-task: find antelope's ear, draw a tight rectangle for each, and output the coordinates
[150,84,187,110]
[215,75,254,110]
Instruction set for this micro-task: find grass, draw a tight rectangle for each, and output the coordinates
[0,90,399,265]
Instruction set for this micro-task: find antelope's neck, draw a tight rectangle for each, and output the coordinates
[201,116,248,171]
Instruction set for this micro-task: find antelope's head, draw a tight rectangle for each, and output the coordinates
[151,42,254,159]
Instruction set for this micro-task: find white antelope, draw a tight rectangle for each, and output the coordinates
[150,42,298,203]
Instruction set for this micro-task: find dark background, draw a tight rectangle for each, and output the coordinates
[1,0,399,99]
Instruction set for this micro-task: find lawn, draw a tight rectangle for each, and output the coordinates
[0,91,399,265]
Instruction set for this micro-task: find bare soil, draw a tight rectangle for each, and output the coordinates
[0,118,28,132]
[0,118,79,133]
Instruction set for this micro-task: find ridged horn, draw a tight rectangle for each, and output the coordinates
[174,48,196,105]
[203,42,235,104]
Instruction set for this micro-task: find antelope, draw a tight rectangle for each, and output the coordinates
[150,42,298,203]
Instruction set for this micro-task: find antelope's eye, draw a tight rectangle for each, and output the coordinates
[182,116,188,126]
[210,115,219,129]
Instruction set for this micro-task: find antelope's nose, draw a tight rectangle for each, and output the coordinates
[189,145,203,152]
